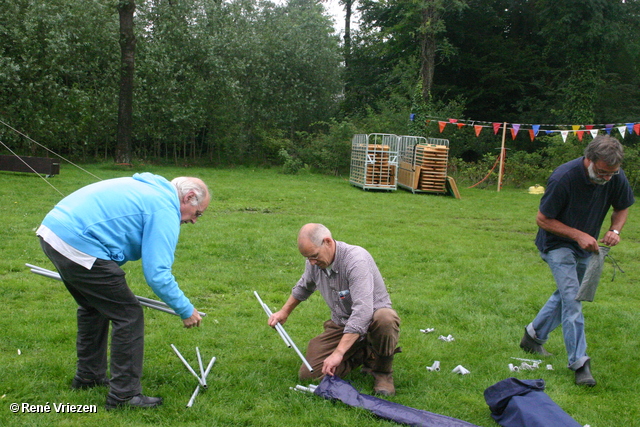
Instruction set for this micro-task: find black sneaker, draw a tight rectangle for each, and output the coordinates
[71,376,110,390]
[105,394,163,410]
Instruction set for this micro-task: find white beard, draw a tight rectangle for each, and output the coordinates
[587,163,608,186]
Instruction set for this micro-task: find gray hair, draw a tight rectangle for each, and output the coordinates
[171,177,209,207]
[300,223,332,246]
[584,135,624,166]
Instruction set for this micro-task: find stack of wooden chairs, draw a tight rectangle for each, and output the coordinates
[398,142,449,194]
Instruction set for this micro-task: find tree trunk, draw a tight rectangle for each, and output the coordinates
[115,0,136,164]
[420,5,437,104]
[344,0,352,62]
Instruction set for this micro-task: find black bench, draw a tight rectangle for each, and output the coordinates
[0,155,60,177]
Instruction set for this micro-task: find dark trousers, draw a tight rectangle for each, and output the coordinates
[299,307,400,380]
[40,238,144,398]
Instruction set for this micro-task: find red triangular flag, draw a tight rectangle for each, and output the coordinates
[449,118,458,124]
[586,125,594,130]
[634,123,640,135]
[493,123,502,134]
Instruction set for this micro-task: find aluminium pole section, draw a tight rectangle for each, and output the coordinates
[27,264,206,316]
[253,291,313,373]
[170,344,206,388]
[254,291,291,347]
[196,347,207,388]
[187,356,216,408]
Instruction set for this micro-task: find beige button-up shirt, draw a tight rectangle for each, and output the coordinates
[291,240,392,336]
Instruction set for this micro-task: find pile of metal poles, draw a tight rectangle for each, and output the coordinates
[26,263,206,317]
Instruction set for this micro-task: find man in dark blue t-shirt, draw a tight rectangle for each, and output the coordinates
[520,135,634,387]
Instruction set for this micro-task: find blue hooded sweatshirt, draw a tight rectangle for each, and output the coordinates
[41,172,194,319]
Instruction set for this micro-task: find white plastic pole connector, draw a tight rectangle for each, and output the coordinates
[171,344,206,388]
[452,365,470,375]
[420,328,435,334]
[520,362,535,371]
[508,363,519,372]
[426,361,441,372]
[295,384,314,393]
[511,357,542,364]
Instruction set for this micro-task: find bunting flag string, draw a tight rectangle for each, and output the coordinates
[422,115,640,142]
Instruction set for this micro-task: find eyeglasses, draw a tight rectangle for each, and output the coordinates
[594,167,620,177]
[304,241,323,260]
[195,210,203,218]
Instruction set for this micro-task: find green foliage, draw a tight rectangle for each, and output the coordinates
[619,145,640,193]
[502,149,547,188]
[1,0,341,164]
[278,147,305,174]
[1,165,640,426]
[541,135,586,169]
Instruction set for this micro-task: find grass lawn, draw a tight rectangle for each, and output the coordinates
[1,163,638,427]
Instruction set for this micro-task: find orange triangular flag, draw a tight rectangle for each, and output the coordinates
[577,131,584,141]
[457,122,465,128]
[529,129,535,142]
[439,121,447,133]
[474,125,483,137]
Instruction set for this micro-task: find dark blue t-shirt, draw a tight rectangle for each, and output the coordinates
[535,157,635,257]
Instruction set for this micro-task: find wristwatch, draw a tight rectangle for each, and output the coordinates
[609,229,620,235]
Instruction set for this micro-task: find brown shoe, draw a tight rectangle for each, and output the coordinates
[371,354,396,396]
[372,371,395,396]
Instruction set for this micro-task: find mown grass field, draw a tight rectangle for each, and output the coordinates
[1,164,639,427]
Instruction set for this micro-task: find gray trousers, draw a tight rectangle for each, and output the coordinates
[299,307,400,380]
[40,238,144,398]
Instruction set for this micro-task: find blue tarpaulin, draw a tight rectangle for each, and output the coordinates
[484,378,582,427]
[313,375,480,427]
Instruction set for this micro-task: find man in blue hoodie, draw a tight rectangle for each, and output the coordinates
[36,173,210,409]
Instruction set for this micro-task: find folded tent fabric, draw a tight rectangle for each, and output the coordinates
[576,246,610,302]
[313,375,480,427]
[484,378,582,427]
